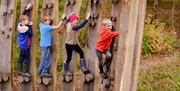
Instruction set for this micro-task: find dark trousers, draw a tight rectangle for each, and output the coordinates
[18,48,31,64]
[96,49,112,73]
[65,44,84,63]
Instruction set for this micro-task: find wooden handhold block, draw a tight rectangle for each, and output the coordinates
[7,9,13,14]
[6,35,10,39]
[111,16,117,22]
[43,4,48,9]
[65,0,70,6]
[48,3,54,8]
[93,0,99,4]
[70,0,76,5]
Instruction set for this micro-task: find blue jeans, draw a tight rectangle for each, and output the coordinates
[18,48,31,64]
[38,46,51,74]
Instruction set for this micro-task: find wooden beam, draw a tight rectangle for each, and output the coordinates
[114,0,140,91]
[130,0,147,91]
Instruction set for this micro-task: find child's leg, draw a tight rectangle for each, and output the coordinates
[103,49,112,72]
[17,48,25,74]
[38,47,47,74]
[64,44,73,75]
[73,45,88,73]
[96,50,108,79]
[23,48,31,74]
[96,50,103,73]
[42,46,51,74]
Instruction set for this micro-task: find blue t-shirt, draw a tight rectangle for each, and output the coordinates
[39,23,53,47]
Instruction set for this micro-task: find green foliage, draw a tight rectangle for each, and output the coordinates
[141,14,177,55]
[137,57,180,91]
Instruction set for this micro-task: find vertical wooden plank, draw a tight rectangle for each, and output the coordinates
[60,0,82,91]
[130,0,147,91]
[38,0,59,91]
[83,0,103,91]
[0,0,16,91]
[17,0,38,91]
[114,0,140,91]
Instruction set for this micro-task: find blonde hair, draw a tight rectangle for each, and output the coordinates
[102,19,112,26]
[20,15,29,22]
[40,15,53,23]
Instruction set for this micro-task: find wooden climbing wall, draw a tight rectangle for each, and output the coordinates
[0,0,16,91]
[0,0,147,91]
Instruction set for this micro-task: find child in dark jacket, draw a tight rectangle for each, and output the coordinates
[95,19,119,79]
[17,4,33,77]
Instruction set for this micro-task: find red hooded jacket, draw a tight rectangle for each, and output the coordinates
[95,26,119,52]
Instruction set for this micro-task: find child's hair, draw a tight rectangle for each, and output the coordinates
[20,15,29,22]
[40,15,53,23]
[102,19,112,26]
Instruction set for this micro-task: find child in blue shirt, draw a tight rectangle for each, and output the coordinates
[38,15,66,77]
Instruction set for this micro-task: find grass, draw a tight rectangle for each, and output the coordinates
[137,55,180,91]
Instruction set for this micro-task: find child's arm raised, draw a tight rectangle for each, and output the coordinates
[52,14,66,30]
[72,13,91,31]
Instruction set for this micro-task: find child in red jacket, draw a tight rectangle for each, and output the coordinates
[95,19,119,79]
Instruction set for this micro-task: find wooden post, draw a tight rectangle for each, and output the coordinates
[60,0,82,91]
[114,0,144,91]
[38,0,59,91]
[17,0,38,91]
[83,0,103,91]
[0,0,16,91]
[130,0,147,91]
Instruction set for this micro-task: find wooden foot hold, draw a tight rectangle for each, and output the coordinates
[42,77,52,86]
[17,75,24,83]
[102,79,110,88]
[38,76,52,85]
[2,74,10,82]
[17,75,32,83]
[63,75,73,83]
[84,73,94,83]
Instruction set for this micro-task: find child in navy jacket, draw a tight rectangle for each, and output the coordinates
[17,4,33,77]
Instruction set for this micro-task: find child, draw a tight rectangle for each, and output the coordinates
[38,15,66,77]
[63,13,91,76]
[95,19,119,79]
[17,4,33,77]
